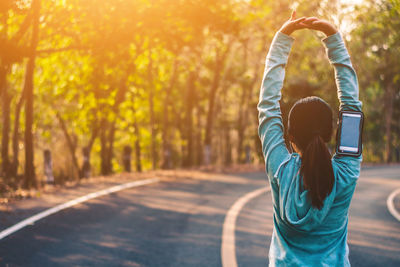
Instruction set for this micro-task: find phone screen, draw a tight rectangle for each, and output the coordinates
[339,113,362,153]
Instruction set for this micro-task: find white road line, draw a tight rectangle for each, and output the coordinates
[0,178,159,240]
[387,188,400,222]
[221,187,270,267]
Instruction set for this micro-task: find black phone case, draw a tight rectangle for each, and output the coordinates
[335,110,364,157]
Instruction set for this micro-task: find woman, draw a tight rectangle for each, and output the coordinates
[258,11,362,266]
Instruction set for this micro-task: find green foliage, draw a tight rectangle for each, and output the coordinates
[1,0,399,185]
[349,0,400,162]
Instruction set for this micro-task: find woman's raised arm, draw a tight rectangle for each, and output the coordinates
[257,12,306,178]
[302,18,362,111]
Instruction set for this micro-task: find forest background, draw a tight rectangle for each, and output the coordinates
[0,0,399,190]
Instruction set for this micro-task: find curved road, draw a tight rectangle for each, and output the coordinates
[1,166,400,266]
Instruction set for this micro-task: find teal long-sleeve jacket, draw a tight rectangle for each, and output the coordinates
[257,31,362,266]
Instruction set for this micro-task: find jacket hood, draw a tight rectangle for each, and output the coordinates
[276,154,336,232]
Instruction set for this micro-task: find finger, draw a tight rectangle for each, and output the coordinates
[293,17,307,24]
[290,10,296,20]
[297,22,309,28]
[302,17,319,24]
[293,18,310,31]
[296,19,318,29]
[310,20,323,27]
[305,17,319,21]
[295,22,311,30]
[294,22,310,30]
[300,22,317,30]
[300,21,317,29]
[305,21,322,30]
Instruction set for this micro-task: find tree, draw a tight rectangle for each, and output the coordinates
[0,1,31,181]
[23,0,41,188]
[350,0,400,162]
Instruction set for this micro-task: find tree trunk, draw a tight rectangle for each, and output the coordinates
[161,58,178,169]
[1,67,10,179]
[204,57,222,149]
[81,146,91,178]
[100,67,134,175]
[23,0,40,188]
[147,46,157,169]
[0,12,10,179]
[194,106,203,166]
[384,84,394,163]
[98,120,114,175]
[224,125,232,166]
[237,108,245,163]
[236,42,248,164]
[56,113,80,180]
[132,94,142,172]
[10,92,25,177]
[80,121,99,178]
[100,118,110,175]
[183,72,195,167]
[134,128,142,172]
[106,121,116,174]
[217,65,232,167]
[237,39,265,164]
[204,44,230,165]
[123,146,132,172]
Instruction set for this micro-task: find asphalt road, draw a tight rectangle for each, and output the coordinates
[1,166,399,266]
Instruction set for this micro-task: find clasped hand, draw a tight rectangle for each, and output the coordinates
[279,10,337,37]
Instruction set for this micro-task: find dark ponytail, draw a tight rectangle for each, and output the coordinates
[288,96,334,210]
[301,135,334,209]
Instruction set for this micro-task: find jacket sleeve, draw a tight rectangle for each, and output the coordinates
[322,32,363,177]
[257,32,293,179]
[322,32,362,112]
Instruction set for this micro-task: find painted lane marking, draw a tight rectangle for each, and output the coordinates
[221,187,270,267]
[0,178,159,240]
[387,188,400,222]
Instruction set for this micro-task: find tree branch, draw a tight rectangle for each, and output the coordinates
[10,12,33,43]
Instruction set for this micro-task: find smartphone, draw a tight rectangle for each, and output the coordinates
[336,111,364,157]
